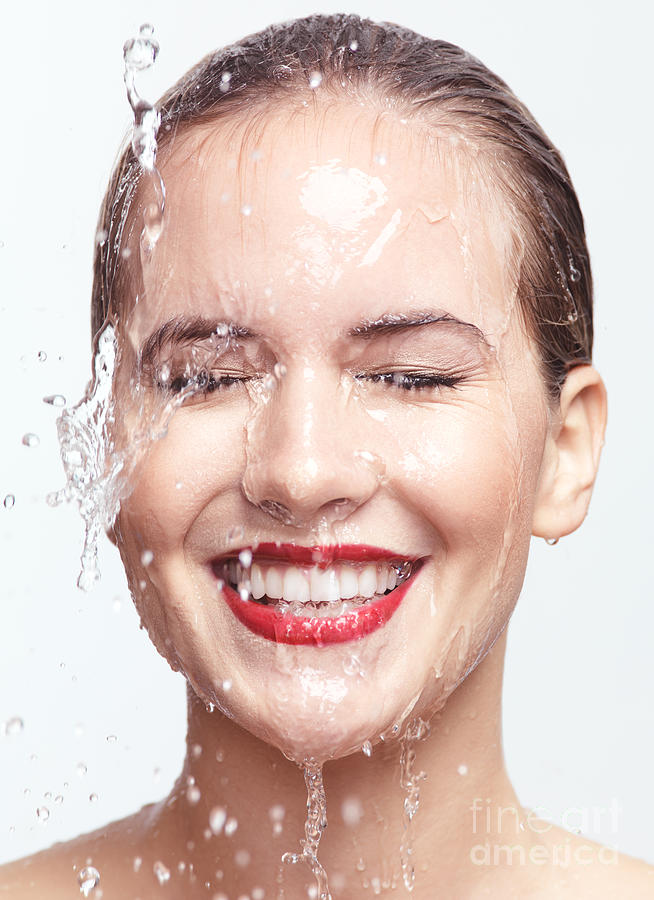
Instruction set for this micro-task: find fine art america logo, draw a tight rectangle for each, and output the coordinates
[469,797,621,866]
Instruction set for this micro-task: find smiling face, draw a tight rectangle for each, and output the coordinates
[113,104,552,762]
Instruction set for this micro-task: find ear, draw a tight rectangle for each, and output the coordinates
[532,365,607,540]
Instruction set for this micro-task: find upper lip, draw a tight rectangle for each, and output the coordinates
[211,542,420,567]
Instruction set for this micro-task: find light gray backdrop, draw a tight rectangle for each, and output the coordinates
[1,0,652,867]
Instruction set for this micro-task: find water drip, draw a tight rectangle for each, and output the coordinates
[281,762,332,900]
[399,719,429,892]
[122,24,165,250]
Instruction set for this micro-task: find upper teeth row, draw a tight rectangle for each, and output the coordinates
[225,562,408,605]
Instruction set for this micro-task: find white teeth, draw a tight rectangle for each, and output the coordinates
[339,567,358,600]
[265,567,283,600]
[251,564,265,600]
[310,567,340,604]
[283,567,310,604]
[358,565,377,599]
[223,559,412,609]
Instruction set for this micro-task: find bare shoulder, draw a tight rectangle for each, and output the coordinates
[0,802,161,899]
[526,821,654,899]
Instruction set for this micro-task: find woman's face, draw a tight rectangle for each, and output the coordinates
[114,105,552,762]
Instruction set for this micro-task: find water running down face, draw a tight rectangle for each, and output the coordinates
[112,104,556,763]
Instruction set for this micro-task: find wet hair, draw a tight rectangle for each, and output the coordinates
[92,13,592,403]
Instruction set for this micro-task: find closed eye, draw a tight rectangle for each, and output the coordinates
[354,371,464,391]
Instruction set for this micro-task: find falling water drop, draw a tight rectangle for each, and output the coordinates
[22,433,40,448]
[153,860,171,885]
[36,806,50,823]
[4,716,23,735]
[89,792,98,803]
[209,806,227,834]
[77,866,100,896]
[38,350,47,362]
[3,494,15,509]
[43,394,66,407]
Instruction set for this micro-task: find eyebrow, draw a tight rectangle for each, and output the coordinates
[139,315,255,369]
[139,308,489,369]
[348,310,489,345]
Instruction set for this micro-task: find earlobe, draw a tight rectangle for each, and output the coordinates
[532,365,607,540]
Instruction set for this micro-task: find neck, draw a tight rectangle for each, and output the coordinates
[155,628,530,898]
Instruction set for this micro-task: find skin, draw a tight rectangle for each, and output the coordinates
[2,102,652,899]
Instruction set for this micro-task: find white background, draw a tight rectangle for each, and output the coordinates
[1,0,652,868]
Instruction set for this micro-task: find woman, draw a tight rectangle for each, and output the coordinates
[2,12,652,899]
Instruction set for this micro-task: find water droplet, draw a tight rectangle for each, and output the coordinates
[153,860,170,885]
[106,734,117,744]
[123,29,159,71]
[356,858,366,872]
[238,549,252,568]
[22,433,39,448]
[219,71,232,93]
[77,865,100,896]
[140,549,154,566]
[186,785,201,804]
[567,310,578,323]
[4,716,23,735]
[241,204,252,216]
[3,494,15,509]
[252,888,265,900]
[36,806,49,823]
[192,742,203,758]
[224,816,238,837]
[361,740,372,757]
[54,794,64,805]
[569,265,581,283]
[309,71,323,88]
[349,40,359,51]
[273,362,287,380]
[545,537,559,546]
[89,793,98,803]
[342,655,362,676]
[43,394,66,407]
[227,525,245,544]
[374,152,387,166]
[222,679,232,692]
[234,849,251,867]
[38,351,47,362]
[209,806,227,834]
[341,795,363,826]
[457,763,468,776]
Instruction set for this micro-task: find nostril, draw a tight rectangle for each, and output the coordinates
[258,499,296,525]
[332,498,349,506]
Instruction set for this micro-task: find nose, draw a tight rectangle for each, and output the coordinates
[242,366,381,527]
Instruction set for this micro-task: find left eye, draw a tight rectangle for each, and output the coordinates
[355,372,463,391]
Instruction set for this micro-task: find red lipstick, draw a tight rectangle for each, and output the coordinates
[211,544,423,646]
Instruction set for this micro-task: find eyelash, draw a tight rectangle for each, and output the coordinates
[355,371,464,391]
[157,369,464,397]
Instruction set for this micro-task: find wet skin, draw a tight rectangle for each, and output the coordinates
[3,104,643,899]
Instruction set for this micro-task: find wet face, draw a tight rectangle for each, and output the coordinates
[114,105,552,762]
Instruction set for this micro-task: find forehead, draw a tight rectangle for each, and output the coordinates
[132,103,519,345]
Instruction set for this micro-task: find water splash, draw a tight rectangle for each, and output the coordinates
[399,718,429,892]
[49,326,123,590]
[123,23,165,250]
[282,761,332,900]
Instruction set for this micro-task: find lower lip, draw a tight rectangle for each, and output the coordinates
[216,567,421,646]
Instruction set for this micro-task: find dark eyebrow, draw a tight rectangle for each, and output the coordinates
[139,315,255,368]
[348,310,489,345]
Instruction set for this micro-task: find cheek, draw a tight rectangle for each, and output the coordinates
[118,404,246,555]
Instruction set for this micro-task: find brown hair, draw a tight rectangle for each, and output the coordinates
[92,13,592,402]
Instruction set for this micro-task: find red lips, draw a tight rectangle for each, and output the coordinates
[212,544,422,646]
